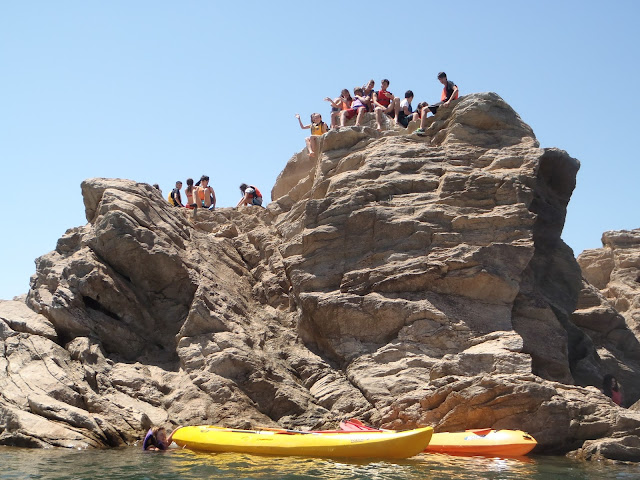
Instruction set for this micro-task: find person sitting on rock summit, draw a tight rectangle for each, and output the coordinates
[362,79,375,112]
[184,178,197,209]
[414,72,459,136]
[295,112,328,157]
[237,183,263,207]
[194,175,216,210]
[374,79,400,130]
[395,90,419,128]
[324,89,352,129]
[168,181,184,207]
[340,87,368,127]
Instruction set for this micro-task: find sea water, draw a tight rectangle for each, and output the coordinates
[0,446,638,480]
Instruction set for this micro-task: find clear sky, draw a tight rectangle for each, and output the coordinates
[1,1,638,300]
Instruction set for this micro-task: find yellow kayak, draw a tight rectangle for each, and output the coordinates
[426,429,537,456]
[172,425,433,459]
[340,420,536,457]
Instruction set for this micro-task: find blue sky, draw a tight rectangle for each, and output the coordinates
[1,1,638,299]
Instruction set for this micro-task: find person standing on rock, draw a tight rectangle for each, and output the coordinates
[194,175,216,211]
[414,72,459,136]
[237,183,263,207]
[168,181,184,207]
[602,374,624,406]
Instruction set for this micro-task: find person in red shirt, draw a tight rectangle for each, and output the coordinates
[374,79,401,131]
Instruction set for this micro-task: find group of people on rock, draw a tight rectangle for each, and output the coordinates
[295,72,459,157]
[163,176,263,210]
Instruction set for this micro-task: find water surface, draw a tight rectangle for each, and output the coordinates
[1,446,638,479]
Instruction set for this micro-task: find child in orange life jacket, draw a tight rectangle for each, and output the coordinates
[295,112,328,158]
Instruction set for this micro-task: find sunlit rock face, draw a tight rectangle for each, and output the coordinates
[2,93,639,461]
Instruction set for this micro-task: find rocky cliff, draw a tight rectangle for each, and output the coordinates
[1,93,639,461]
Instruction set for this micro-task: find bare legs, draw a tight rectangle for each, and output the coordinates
[305,136,319,157]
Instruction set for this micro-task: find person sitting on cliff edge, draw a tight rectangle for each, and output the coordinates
[340,87,368,128]
[168,181,184,207]
[373,78,400,131]
[237,183,263,207]
[194,175,216,211]
[143,426,180,451]
[414,72,459,136]
[295,112,328,158]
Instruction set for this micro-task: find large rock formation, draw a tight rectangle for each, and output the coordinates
[571,230,640,406]
[1,93,639,461]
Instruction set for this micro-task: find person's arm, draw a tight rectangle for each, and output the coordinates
[295,113,310,129]
[372,91,381,108]
[236,193,249,208]
[166,427,180,446]
[210,188,216,209]
[324,97,341,109]
[321,122,328,134]
[444,85,459,106]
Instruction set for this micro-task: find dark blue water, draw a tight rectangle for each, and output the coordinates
[1,446,638,479]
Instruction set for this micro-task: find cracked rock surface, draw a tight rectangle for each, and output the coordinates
[1,93,639,461]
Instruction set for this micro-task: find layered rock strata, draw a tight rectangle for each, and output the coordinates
[1,93,639,461]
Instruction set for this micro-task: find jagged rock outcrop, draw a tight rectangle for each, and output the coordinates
[1,92,639,461]
[570,229,640,407]
[578,230,640,338]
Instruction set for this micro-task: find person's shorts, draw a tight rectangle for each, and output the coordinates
[252,196,263,206]
[345,107,364,120]
[428,102,443,115]
[398,113,412,128]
